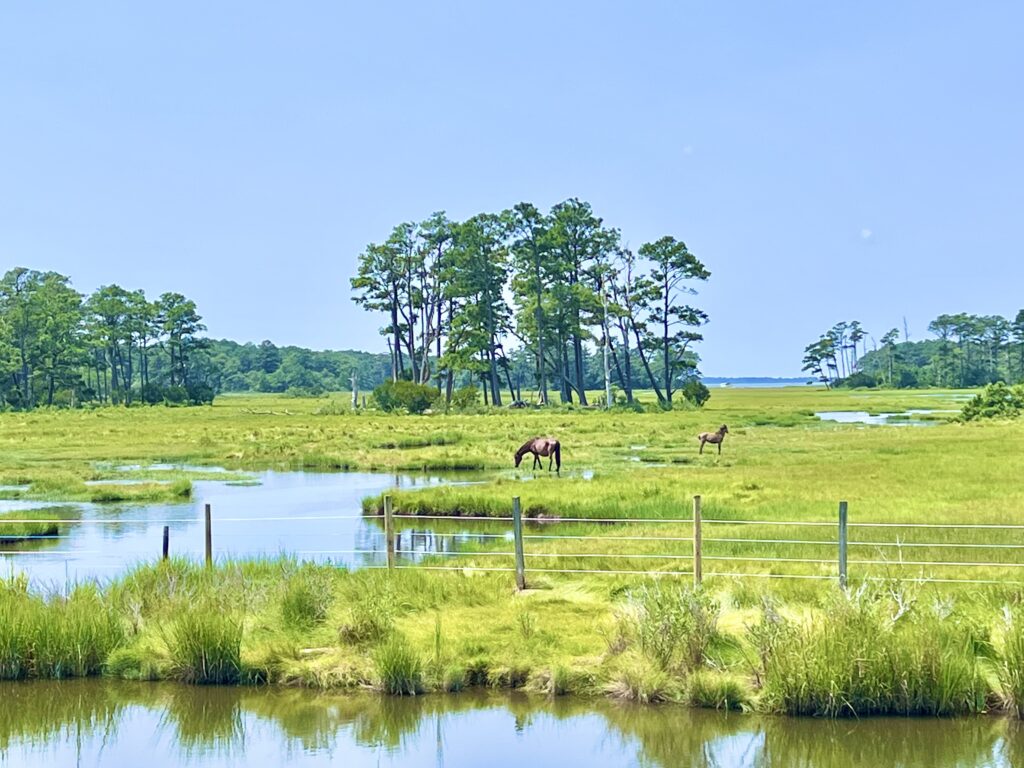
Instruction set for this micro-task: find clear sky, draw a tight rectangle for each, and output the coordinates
[1,2,1021,377]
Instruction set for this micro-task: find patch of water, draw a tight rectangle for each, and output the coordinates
[815,409,948,427]
[0,471,493,586]
[84,479,174,486]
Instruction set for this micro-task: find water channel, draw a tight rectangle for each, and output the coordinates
[1,680,1021,768]
[0,470,499,586]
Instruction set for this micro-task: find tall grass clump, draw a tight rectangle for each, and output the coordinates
[165,607,243,684]
[338,586,395,644]
[0,579,123,679]
[280,564,335,629]
[32,585,124,678]
[998,605,1024,717]
[685,670,753,711]
[373,635,424,695]
[616,583,720,673]
[0,575,34,679]
[754,587,987,717]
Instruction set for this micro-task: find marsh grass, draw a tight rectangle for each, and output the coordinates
[373,635,424,695]
[0,510,60,543]
[754,586,988,716]
[998,605,1024,716]
[165,607,243,685]
[280,564,335,629]
[0,579,122,680]
[616,583,720,673]
[685,670,754,710]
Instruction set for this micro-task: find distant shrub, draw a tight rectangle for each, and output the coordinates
[961,382,1024,421]
[373,380,438,414]
[840,371,879,389]
[449,385,481,412]
[680,379,711,407]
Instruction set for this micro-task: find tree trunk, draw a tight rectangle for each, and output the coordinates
[534,256,548,405]
[572,332,588,406]
[631,318,664,403]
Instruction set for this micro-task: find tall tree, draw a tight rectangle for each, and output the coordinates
[547,199,617,405]
[880,328,900,387]
[636,236,709,405]
[157,292,206,389]
[509,203,552,404]
[351,241,404,381]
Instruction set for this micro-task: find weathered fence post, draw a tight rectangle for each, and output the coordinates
[162,525,169,560]
[204,503,212,567]
[838,500,848,590]
[693,495,703,587]
[513,496,526,590]
[384,495,395,571]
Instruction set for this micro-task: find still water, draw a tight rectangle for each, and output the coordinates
[0,471,498,586]
[814,409,950,426]
[0,680,1020,768]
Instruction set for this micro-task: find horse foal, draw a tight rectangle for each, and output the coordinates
[698,425,729,455]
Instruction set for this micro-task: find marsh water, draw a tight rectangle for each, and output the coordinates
[0,680,1020,768]
[814,408,953,426]
[0,471,503,586]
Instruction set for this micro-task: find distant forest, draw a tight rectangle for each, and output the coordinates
[803,313,1024,389]
[0,266,394,408]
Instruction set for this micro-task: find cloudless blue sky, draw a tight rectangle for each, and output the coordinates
[1,2,1021,376]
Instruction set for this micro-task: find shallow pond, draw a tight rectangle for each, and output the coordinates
[0,471,502,586]
[815,408,954,426]
[0,680,1021,768]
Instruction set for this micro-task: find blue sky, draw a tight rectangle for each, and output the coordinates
[1,2,1021,376]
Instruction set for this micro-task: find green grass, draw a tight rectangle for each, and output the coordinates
[3,387,1024,717]
[0,510,61,543]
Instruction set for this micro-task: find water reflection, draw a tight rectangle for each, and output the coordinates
[0,681,1020,768]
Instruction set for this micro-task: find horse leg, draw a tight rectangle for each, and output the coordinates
[699,438,705,455]
[533,453,541,470]
[718,441,722,455]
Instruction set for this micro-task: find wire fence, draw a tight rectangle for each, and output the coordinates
[3,495,1024,588]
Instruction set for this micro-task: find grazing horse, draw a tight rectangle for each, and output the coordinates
[515,437,561,474]
[698,425,729,455]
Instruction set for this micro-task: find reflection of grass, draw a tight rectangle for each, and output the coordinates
[0,682,1011,766]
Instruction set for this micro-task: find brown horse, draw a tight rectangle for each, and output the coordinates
[515,437,561,473]
[698,424,729,454]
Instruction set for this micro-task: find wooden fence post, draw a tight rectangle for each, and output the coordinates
[204,503,212,567]
[838,500,848,590]
[693,495,703,587]
[162,525,169,560]
[513,496,526,590]
[384,495,395,571]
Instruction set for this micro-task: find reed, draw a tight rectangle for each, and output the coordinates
[165,607,243,685]
[754,586,987,716]
[373,635,424,695]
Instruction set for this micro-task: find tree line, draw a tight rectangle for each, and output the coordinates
[0,268,209,408]
[350,199,711,407]
[0,266,402,409]
[803,312,1024,389]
